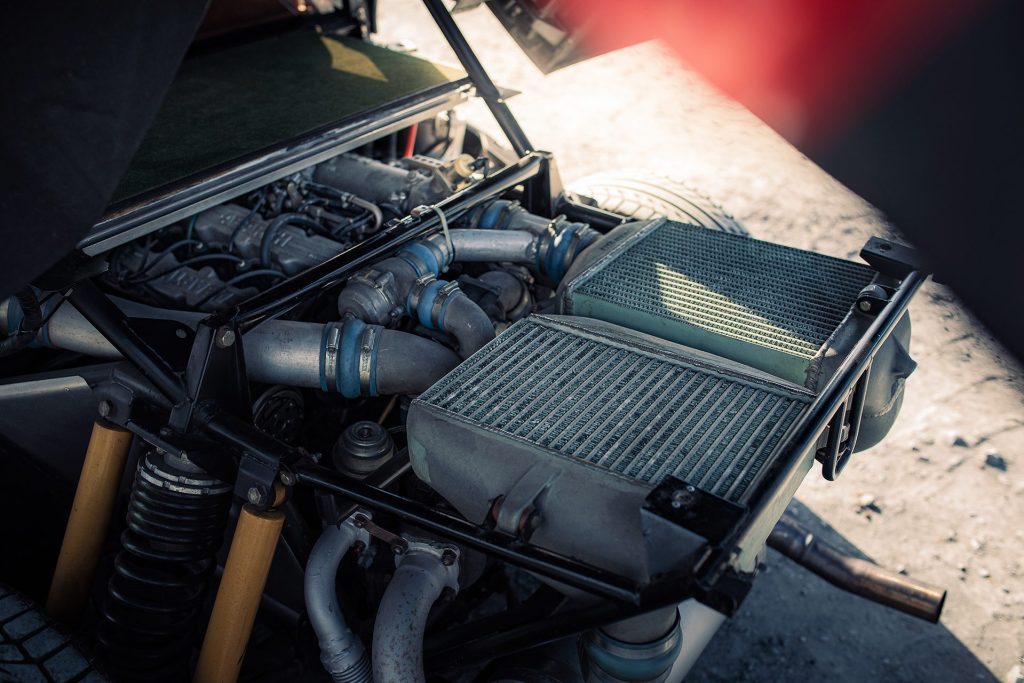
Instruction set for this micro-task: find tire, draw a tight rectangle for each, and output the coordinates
[568,171,748,235]
[0,585,105,682]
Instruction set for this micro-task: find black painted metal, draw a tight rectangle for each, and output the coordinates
[725,269,926,557]
[228,153,545,330]
[80,78,473,255]
[293,466,641,603]
[67,280,185,403]
[422,0,533,156]
[558,198,629,233]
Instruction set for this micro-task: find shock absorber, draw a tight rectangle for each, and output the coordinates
[96,450,232,679]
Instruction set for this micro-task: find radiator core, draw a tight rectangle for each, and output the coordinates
[560,220,875,385]
[417,316,808,502]
[408,316,812,578]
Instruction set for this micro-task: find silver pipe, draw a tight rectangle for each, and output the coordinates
[664,600,726,683]
[306,518,373,683]
[372,543,459,683]
[1,297,459,396]
[348,195,383,232]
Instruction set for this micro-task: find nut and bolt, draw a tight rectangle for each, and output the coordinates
[214,326,237,349]
[246,486,265,505]
[441,548,458,566]
[97,400,113,418]
[279,470,297,486]
[671,485,698,509]
[391,543,406,556]
[857,300,873,312]
[353,514,369,528]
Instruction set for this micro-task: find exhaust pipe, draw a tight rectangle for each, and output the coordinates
[768,513,946,622]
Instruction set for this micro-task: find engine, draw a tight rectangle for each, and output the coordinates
[0,143,929,683]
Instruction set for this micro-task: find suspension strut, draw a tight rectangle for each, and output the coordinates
[97,450,232,679]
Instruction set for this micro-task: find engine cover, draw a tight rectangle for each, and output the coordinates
[559,219,877,388]
[407,315,813,581]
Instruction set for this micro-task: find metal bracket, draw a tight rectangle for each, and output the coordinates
[491,464,558,538]
[169,321,251,433]
[816,361,872,481]
[644,477,746,543]
[860,237,929,280]
[353,511,410,555]
[854,283,891,316]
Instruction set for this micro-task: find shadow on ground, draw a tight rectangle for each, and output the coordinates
[689,499,995,682]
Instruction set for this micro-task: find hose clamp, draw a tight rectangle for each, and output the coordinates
[320,323,343,393]
[357,324,380,396]
[430,281,462,330]
[407,277,461,331]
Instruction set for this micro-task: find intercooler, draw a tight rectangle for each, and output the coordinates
[408,315,814,580]
[408,220,912,583]
[559,219,877,386]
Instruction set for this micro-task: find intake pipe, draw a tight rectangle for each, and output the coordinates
[768,513,946,622]
[373,542,460,683]
[335,210,595,357]
[582,606,683,683]
[0,297,459,398]
[467,199,600,281]
[336,242,498,359]
[306,516,373,683]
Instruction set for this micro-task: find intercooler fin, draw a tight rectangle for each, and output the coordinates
[417,316,811,502]
[561,220,876,384]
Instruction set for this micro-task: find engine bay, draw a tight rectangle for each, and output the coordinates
[0,6,939,680]
[0,136,933,681]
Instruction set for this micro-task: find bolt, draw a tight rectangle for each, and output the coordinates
[246,486,264,505]
[353,514,368,528]
[392,543,406,556]
[858,300,872,312]
[214,326,236,349]
[279,470,297,486]
[671,487,699,509]
[441,548,458,566]
[97,400,112,418]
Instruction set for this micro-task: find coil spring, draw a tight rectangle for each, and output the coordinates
[97,451,232,679]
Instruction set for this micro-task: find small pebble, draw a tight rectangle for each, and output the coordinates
[951,434,970,448]
[896,564,908,575]
[970,538,985,552]
[984,451,1009,471]
[978,568,991,578]
[947,456,966,472]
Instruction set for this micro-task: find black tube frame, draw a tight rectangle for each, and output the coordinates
[59,0,932,672]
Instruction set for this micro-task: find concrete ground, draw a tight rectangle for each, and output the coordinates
[377,3,1024,681]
